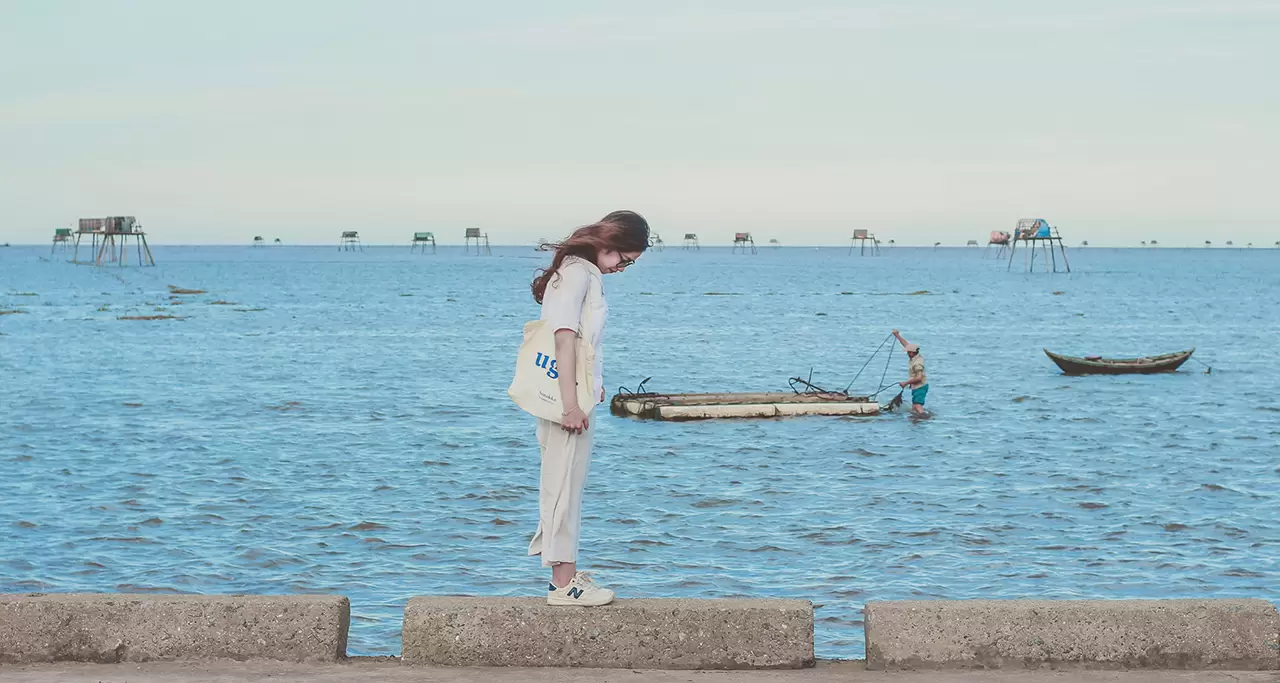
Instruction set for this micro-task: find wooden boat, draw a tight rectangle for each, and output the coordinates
[1044,348,1194,375]
[610,391,880,421]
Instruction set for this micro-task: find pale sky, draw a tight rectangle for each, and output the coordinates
[2,1,1277,246]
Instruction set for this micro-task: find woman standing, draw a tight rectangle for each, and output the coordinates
[527,210,649,606]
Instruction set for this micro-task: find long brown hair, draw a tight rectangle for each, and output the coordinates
[531,210,650,303]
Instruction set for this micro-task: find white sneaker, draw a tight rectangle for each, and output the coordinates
[546,571,615,606]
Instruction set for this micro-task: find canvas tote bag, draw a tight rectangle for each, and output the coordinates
[508,268,600,423]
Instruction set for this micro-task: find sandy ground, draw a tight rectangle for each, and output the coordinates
[2,660,1278,683]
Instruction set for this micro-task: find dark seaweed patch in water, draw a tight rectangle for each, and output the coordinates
[630,539,672,547]
[1078,502,1109,510]
[692,498,737,508]
[88,537,156,543]
[350,521,389,531]
[1162,523,1191,532]
[115,584,182,594]
[815,537,862,547]
[1221,568,1265,578]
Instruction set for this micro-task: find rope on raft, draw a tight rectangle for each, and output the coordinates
[842,332,902,405]
[788,369,843,395]
[841,333,894,394]
[616,376,654,396]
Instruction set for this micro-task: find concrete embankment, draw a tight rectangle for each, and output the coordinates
[2,593,1277,673]
[865,599,1280,671]
[6,660,1280,682]
[402,597,814,669]
[0,594,349,663]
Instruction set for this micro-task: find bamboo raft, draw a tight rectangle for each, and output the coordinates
[610,391,880,421]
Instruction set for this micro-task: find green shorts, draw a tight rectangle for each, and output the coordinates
[911,384,929,405]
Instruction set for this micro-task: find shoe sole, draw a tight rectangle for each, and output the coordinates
[546,595,615,607]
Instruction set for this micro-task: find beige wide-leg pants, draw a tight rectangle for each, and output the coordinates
[527,415,595,567]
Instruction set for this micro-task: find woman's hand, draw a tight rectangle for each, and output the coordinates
[599,387,605,403]
[561,406,589,434]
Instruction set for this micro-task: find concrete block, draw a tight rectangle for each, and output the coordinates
[402,597,813,669]
[0,593,349,663]
[865,599,1280,671]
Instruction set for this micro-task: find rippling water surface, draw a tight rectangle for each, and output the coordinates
[2,244,1277,658]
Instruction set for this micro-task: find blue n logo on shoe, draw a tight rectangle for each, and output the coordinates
[548,583,557,592]
[534,352,559,379]
[567,587,583,599]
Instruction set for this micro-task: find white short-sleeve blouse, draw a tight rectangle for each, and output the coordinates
[539,255,607,401]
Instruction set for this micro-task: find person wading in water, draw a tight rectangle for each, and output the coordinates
[893,329,929,415]
[527,210,649,606]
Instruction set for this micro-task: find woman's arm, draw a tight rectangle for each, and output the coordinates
[554,329,589,433]
[542,262,592,433]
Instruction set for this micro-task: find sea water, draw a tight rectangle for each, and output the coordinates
[2,244,1277,657]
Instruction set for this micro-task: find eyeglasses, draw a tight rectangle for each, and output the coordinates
[617,257,636,269]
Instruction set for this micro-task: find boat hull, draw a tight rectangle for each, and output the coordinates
[1044,349,1194,375]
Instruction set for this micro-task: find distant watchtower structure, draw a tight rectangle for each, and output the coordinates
[411,232,436,254]
[464,228,491,255]
[1007,218,1070,273]
[682,233,700,250]
[986,230,1011,259]
[849,229,879,255]
[650,233,665,251]
[732,232,756,254]
[73,216,155,266]
[51,228,73,254]
[339,231,362,251]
